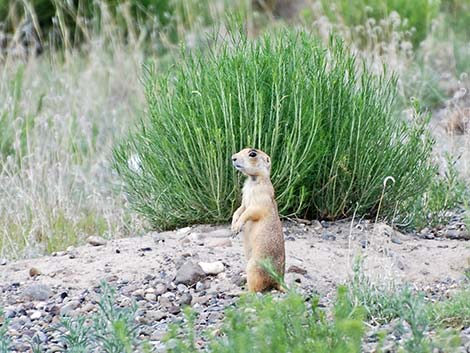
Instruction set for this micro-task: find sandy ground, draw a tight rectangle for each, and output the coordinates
[1,221,468,298]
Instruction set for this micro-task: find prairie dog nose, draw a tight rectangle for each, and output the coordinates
[232,157,237,162]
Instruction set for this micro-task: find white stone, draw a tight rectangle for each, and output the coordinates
[30,310,42,320]
[176,227,192,235]
[198,261,225,275]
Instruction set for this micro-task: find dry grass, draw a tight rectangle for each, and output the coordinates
[0,42,146,258]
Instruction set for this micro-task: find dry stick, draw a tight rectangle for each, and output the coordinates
[365,176,396,255]
[347,203,359,272]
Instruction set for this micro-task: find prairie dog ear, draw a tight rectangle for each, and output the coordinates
[264,156,271,171]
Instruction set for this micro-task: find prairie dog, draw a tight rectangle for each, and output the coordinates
[231,148,285,292]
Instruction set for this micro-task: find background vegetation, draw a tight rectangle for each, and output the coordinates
[0,0,469,352]
[0,0,469,253]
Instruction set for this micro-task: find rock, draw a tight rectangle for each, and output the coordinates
[0,258,7,265]
[179,237,191,245]
[4,309,16,319]
[198,261,225,275]
[46,304,61,316]
[161,292,176,300]
[204,228,232,238]
[321,232,336,241]
[36,331,48,343]
[231,274,246,287]
[374,223,406,243]
[205,238,233,248]
[445,229,469,239]
[139,247,153,252]
[29,267,42,277]
[82,303,95,313]
[423,233,434,239]
[22,284,52,301]
[132,289,145,298]
[155,283,167,296]
[119,297,132,307]
[188,233,204,243]
[60,300,80,316]
[152,232,165,243]
[176,227,192,236]
[180,293,193,306]
[207,312,223,323]
[175,261,205,285]
[67,246,78,259]
[191,295,212,305]
[145,293,157,302]
[287,265,307,275]
[360,239,369,248]
[106,275,118,282]
[168,305,181,315]
[87,236,107,246]
[30,310,42,320]
[159,296,172,308]
[146,310,167,322]
[195,281,205,291]
[145,287,156,294]
[311,220,323,232]
[176,284,188,293]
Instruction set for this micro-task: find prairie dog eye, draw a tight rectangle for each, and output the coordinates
[248,151,257,158]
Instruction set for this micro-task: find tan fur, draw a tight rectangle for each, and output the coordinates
[231,148,285,292]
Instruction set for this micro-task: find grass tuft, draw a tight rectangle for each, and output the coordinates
[165,286,365,353]
[114,28,436,230]
[0,309,11,353]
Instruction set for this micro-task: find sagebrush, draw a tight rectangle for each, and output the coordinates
[114,28,436,230]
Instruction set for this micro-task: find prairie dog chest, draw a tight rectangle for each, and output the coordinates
[242,180,274,209]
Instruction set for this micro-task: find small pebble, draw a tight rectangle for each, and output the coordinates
[29,267,42,277]
[145,293,157,302]
[87,236,107,246]
[30,311,42,320]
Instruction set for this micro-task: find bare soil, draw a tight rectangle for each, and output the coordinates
[1,221,468,297]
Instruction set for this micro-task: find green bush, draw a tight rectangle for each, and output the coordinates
[320,0,440,46]
[399,154,468,229]
[165,286,364,353]
[113,29,436,230]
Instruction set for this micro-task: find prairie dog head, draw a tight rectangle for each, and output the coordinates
[231,148,271,177]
